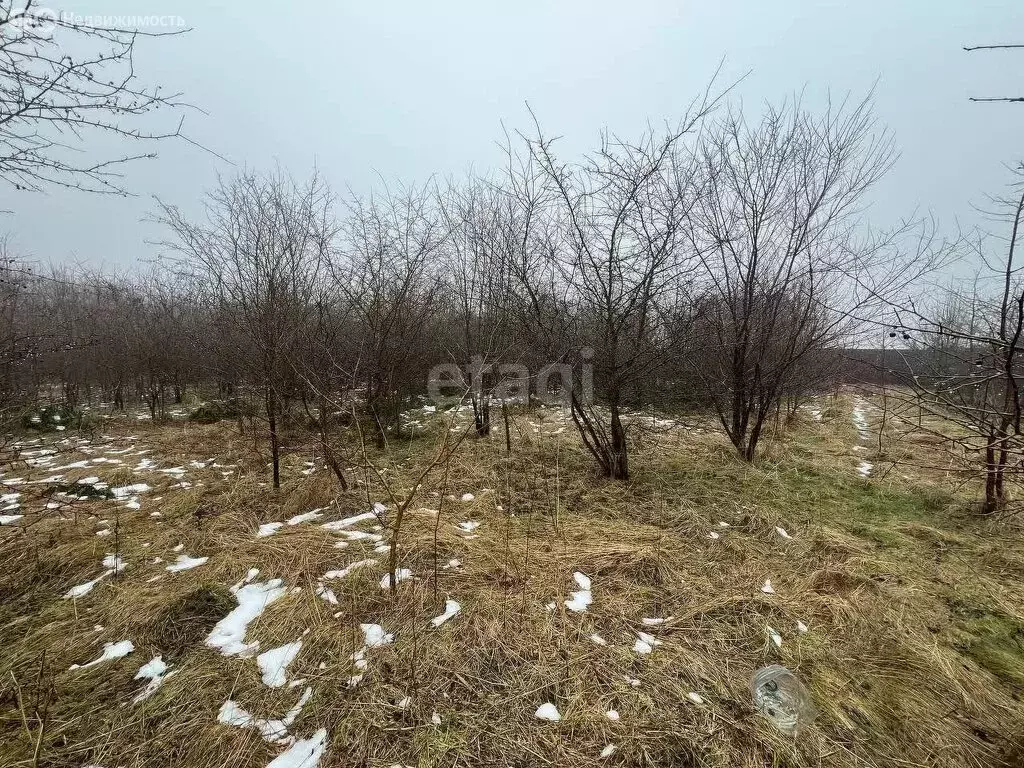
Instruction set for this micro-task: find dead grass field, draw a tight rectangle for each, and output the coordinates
[1,394,1022,768]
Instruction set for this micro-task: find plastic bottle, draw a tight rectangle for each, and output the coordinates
[750,665,816,735]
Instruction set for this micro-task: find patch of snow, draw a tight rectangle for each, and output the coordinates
[315,583,337,605]
[166,554,208,572]
[379,569,413,589]
[257,641,303,688]
[323,559,377,580]
[687,692,705,705]
[797,620,809,634]
[606,709,620,721]
[132,656,175,704]
[70,640,134,670]
[288,510,323,526]
[267,728,328,768]
[0,514,23,524]
[761,579,775,595]
[460,493,475,502]
[206,578,287,657]
[633,632,662,655]
[258,522,285,538]
[321,512,376,531]
[768,626,783,648]
[429,599,461,628]
[535,702,561,721]
[112,483,150,499]
[456,520,480,532]
[589,633,607,646]
[600,744,617,758]
[565,571,593,613]
[775,526,792,539]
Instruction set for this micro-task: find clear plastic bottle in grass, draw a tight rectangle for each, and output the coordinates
[750,665,816,734]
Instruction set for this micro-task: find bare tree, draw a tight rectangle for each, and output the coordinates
[0,1,192,194]
[332,184,446,446]
[156,170,333,488]
[682,94,929,461]
[509,93,719,480]
[890,168,1024,513]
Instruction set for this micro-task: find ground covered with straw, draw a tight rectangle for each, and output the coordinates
[1,394,1022,768]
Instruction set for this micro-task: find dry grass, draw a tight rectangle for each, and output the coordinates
[0,396,1022,767]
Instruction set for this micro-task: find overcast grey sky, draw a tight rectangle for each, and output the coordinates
[5,0,1024,269]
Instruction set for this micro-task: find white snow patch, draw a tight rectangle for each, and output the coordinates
[601,744,617,758]
[132,656,175,703]
[761,579,775,595]
[323,559,378,580]
[605,709,620,721]
[287,510,323,526]
[565,571,593,613]
[429,599,461,628]
[206,578,287,657]
[166,554,208,572]
[70,640,134,670]
[633,632,662,655]
[534,702,561,721]
[267,728,327,768]
[456,520,480,532]
[460,493,475,502]
[315,583,337,605]
[775,526,793,539]
[687,692,705,705]
[379,569,413,589]
[257,641,303,688]
[258,522,285,538]
[321,512,376,531]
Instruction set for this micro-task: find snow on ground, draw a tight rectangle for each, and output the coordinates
[266,727,327,768]
[379,569,413,589]
[132,656,175,704]
[206,577,287,657]
[258,522,285,538]
[429,599,461,628]
[564,571,593,613]
[535,702,561,721]
[63,555,127,599]
[69,640,134,670]
[633,631,662,655]
[166,554,209,572]
[323,559,377,580]
[346,624,394,687]
[321,512,377,531]
[287,510,323,526]
[218,686,313,745]
[257,641,303,688]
